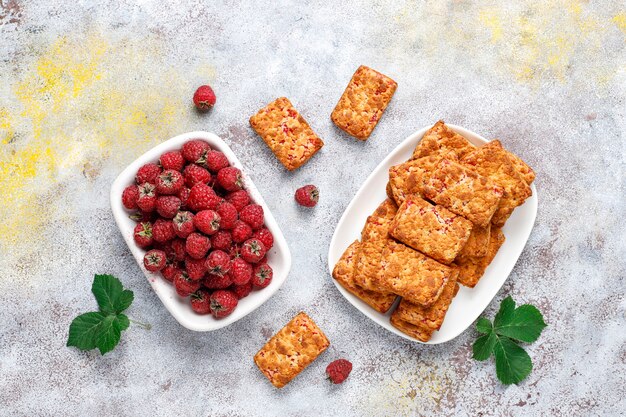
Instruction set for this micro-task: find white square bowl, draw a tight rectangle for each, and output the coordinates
[110,131,292,331]
[327,124,537,344]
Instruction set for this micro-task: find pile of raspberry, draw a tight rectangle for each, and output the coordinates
[122,139,275,318]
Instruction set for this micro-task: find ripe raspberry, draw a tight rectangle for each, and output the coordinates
[205,150,230,173]
[230,281,253,299]
[194,210,221,235]
[205,250,231,276]
[217,167,243,191]
[230,257,253,285]
[251,227,274,250]
[241,239,266,263]
[122,185,139,210]
[187,183,221,211]
[182,139,210,164]
[226,190,250,211]
[217,201,238,229]
[209,290,238,318]
[229,243,241,259]
[170,238,186,261]
[185,232,211,259]
[173,211,195,238]
[204,272,233,289]
[185,256,207,281]
[133,222,153,248]
[129,210,156,223]
[193,85,216,111]
[239,204,264,229]
[211,230,232,251]
[295,185,319,207]
[156,195,181,218]
[160,150,185,171]
[161,261,181,283]
[152,219,176,243]
[326,359,352,384]
[174,270,201,297]
[231,221,252,243]
[190,289,212,314]
[136,163,161,184]
[137,183,157,213]
[144,249,167,272]
[252,263,273,288]
[183,164,211,187]
[178,187,190,209]
[156,169,184,195]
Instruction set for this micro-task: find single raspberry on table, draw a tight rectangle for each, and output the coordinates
[122,185,139,210]
[185,232,211,259]
[194,210,221,235]
[226,190,250,211]
[182,139,210,164]
[239,204,264,230]
[185,256,207,281]
[161,261,181,283]
[193,85,216,111]
[241,239,266,263]
[217,201,238,229]
[217,167,243,192]
[137,183,157,213]
[159,150,185,171]
[156,169,184,195]
[206,250,231,276]
[209,290,238,318]
[251,227,274,250]
[187,183,221,211]
[252,263,273,288]
[326,359,353,384]
[211,230,232,251]
[133,222,153,248]
[170,238,186,261]
[190,289,212,314]
[156,195,182,219]
[152,219,176,243]
[136,163,161,184]
[173,210,195,238]
[178,187,191,209]
[204,272,233,289]
[230,257,252,285]
[295,185,319,207]
[231,220,252,243]
[230,281,253,299]
[205,150,230,173]
[143,249,167,272]
[174,270,201,297]
[183,164,211,187]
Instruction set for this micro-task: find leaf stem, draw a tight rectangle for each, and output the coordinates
[128,318,152,330]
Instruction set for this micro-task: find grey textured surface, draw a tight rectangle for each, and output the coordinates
[1,1,625,416]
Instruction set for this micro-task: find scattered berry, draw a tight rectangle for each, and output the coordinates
[231,220,252,243]
[143,249,167,272]
[170,238,186,261]
[173,210,195,238]
[230,258,253,285]
[152,219,176,243]
[160,150,185,171]
[190,289,212,314]
[217,201,238,229]
[252,263,273,288]
[183,164,211,187]
[185,232,211,259]
[137,183,157,213]
[133,222,153,248]
[193,85,216,111]
[187,183,221,211]
[217,167,243,191]
[182,139,210,165]
[156,169,184,195]
[205,250,231,276]
[156,195,182,218]
[204,272,233,289]
[185,256,207,281]
[239,204,264,229]
[161,261,181,283]
[194,209,221,235]
[226,190,250,211]
[136,163,161,184]
[295,185,319,207]
[230,281,253,299]
[174,270,201,297]
[326,359,352,384]
[205,150,230,173]
[251,227,274,250]
[209,290,238,318]
[241,239,266,263]
[122,185,139,210]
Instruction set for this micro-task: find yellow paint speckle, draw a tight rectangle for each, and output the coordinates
[479,10,503,43]
[613,12,626,35]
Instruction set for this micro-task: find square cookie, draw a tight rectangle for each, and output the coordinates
[454,227,505,287]
[254,312,330,388]
[331,65,397,140]
[456,223,491,261]
[332,240,397,313]
[380,242,456,307]
[411,120,476,160]
[462,140,532,226]
[249,97,324,171]
[422,159,503,227]
[388,195,473,265]
[489,140,536,185]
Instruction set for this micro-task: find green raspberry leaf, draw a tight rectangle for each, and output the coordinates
[95,315,122,355]
[473,331,497,361]
[493,336,533,385]
[92,274,134,315]
[476,317,493,334]
[67,312,107,351]
[494,304,547,343]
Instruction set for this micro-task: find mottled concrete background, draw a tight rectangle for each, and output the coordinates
[1,1,625,416]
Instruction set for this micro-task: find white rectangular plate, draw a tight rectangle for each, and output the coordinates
[327,124,537,344]
[110,131,292,332]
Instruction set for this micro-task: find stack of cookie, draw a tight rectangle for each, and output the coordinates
[333,121,535,342]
